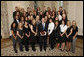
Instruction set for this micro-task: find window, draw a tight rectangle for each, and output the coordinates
[57,1,63,10]
[34,1,38,10]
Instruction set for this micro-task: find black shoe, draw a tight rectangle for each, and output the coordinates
[44,49,46,51]
[60,49,64,51]
[40,49,42,51]
[26,49,29,51]
[72,51,75,53]
[15,50,18,53]
[32,49,36,51]
[66,50,69,52]
[20,49,23,52]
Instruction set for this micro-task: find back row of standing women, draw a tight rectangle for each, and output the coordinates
[11,6,78,53]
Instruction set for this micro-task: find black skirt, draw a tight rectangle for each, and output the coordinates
[60,32,66,43]
[54,33,61,43]
[66,35,72,42]
[23,36,29,45]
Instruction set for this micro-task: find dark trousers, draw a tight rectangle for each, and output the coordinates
[31,36,36,50]
[17,37,23,51]
[11,35,17,52]
[49,33,55,49]
[39,36,47,51]
[24,37,29,51]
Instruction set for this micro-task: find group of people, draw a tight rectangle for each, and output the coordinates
[11,6,78,53]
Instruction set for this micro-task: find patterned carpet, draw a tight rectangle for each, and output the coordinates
[1,38,83,56]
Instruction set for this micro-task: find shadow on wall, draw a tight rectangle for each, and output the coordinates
[1,35,2,39]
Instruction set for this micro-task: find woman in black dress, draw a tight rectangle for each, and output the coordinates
[53,21,61,49]
[17,22,24,51]
[66,20,73,52]
[23,21,30,51]
[11,22,17,53]
[30,19,37,51]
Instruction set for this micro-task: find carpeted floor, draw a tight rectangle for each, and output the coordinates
[1,38,83,56]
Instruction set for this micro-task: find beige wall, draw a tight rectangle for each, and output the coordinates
[1,1,10,38]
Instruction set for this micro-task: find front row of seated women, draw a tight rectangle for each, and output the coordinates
[11,18,78,53]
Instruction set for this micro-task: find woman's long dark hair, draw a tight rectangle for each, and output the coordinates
[11,21,17,30]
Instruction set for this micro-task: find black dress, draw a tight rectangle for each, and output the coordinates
[66,26,72,42]
[11,28,17,52]
[28,20,32,24]
[53,25,61,43]
[23,25,30,45]
[23,25,30,51]
[30,24,37,51]
[17,28,24,51]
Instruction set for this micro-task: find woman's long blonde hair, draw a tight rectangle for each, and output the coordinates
[36,15,40,22]
[32,19,36,25]
[72,20,77,30]
[67,20,71,27]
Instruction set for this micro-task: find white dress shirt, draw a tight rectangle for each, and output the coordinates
[16,19,19,24]
[58,15,62,21]
[48,22,55,35]
[42,22,45,28]
[60,24,67,32]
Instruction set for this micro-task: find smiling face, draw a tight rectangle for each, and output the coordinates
[62,14,66,20]
[19,22,23,28]
[55,17,58,21]
[67,20,71,27]
[72,21,76,26]
[15,7,18,11]
[55,21,58,26]
[62,20,65,25]
[58,11,60,15]
[15,15,18,20]
[25,21,28,26]
[21,17,24,21]
[49,19,52,23]
[42,18,45,23]
[25,17,28,21]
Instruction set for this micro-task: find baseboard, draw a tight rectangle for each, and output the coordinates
[1,35,2,39]
[76,35,83,38]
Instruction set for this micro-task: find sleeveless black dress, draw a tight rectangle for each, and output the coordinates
[23,25,31,45]
[30,24,37,36]
[66,26,72,42]
[11,28,17,39]
[17,28,24,44]
[53,25,61,43]
[30,24,37,43]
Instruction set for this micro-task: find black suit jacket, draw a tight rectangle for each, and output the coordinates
[38,22,48,36]
[13,11,17,19]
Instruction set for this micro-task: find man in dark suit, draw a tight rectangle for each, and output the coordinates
[59,6,63,16]
[14,15,19,28]
[38,17,48,51]
[13,6,19,20]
